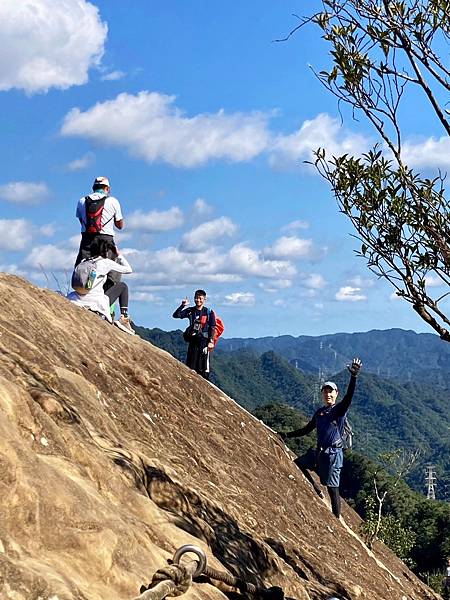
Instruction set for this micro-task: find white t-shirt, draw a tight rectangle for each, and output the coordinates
[76,192,123,236]
[447,565,450,577]
[67,255,132,321]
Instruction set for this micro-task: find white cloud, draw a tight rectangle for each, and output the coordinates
[24,244,76,270]
[40,224,56,237]
[0,219,34,250]
[347,275,375,288]
[68,234,82,249]
[133,292,162,302]
[273,299,286,307]
[303,273,326,289]
[0,181,50,204]
[281,219,309,232]
[66,152,94,171]
[113,240,296,289]
[335,286,367,302]
[264,236,313,259]
[425,274,445,288]
[390,291,402,301]
[101,70,125,82]
[61,91,271,167]
[0,263,27,277]
[402,136,450,169]
[0,0,107,93]
[270,113,369,168]
[181,217,237,252]
[126,246,242,286]
[224,292,255,306]
[193,198,213,217]
[127,207,184,232]
[259,279,293,293]
[228,243,296,278]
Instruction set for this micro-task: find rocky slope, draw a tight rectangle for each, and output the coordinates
[0,274,440,600]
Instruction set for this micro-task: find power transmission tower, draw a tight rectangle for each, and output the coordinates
[425,464,437,500]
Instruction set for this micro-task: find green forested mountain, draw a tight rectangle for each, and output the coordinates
[254,403,450,578]
[219,328,450,388]
[135,324,450,585]
[135,325,450,498]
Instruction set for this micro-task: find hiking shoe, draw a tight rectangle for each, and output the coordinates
[115,315,135,335]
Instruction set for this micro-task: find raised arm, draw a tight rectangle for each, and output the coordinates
[173,297,190,319]
[334,358,362,417]
[104,255,132,275]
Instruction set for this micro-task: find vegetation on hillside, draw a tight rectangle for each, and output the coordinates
[255,402,450,589]
[136,325,450,497]
[135,325,450,587]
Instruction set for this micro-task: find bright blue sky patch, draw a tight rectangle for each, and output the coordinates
[0,1,446,337]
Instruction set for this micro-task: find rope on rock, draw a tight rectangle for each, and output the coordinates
[134,545,285,600]
[133,562,196,600]
[133,545,204,600]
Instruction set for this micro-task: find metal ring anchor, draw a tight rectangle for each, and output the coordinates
[172,545,207,578]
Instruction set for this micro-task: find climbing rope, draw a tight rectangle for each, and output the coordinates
[133,544,284,600]
[132,545,205,600]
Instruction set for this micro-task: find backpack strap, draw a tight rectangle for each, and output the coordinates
[83,194,113,230]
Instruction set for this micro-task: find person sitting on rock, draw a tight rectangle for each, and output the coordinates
[279,358,362,519]
[68,238,135,335]
[173,289,216,379]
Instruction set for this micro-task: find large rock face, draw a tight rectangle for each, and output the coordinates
[0,274,440,600]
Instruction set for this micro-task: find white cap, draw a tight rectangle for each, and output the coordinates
[321,381,338,391]
[93,176,110,187]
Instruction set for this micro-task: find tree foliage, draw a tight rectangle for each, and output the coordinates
[362,496,417,564]
[295,0,450,340]
[360,448,420,550]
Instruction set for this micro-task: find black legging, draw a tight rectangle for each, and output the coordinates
[105,282,128,310]
[327,486,341,518]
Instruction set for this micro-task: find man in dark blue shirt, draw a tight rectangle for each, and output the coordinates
[173,289,216,380]
[282,358,362,518]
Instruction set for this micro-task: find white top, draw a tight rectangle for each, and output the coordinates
[447,566,450,577]
[76,192,123,236]
[67,255,132,322]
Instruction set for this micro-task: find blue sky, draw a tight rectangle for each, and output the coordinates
[0,0,447,337]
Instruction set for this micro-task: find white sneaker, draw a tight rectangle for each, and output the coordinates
[115,315,135,335]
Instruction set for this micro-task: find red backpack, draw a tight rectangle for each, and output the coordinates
[212,315,224,347]
[199,309,224,348]
[84,195,111,234]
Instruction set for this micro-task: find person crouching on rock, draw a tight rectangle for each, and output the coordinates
[279,358,362,519]
[67,238,135,335]
[173,289,216,379]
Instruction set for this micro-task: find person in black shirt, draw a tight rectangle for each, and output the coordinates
[280,358,362,518]
[173,289,216,380]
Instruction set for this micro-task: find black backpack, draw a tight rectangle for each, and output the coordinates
[341,417,353,450]
[84,195,111,234]
[183,307,212,342]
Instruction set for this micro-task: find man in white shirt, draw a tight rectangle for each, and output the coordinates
[75,176,124,266]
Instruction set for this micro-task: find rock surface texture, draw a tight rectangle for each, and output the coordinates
[0,274,440,600]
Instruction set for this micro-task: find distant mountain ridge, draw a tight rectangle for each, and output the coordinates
[219,328,450,388]
[0,274,440,600]
[135,326,450,499]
